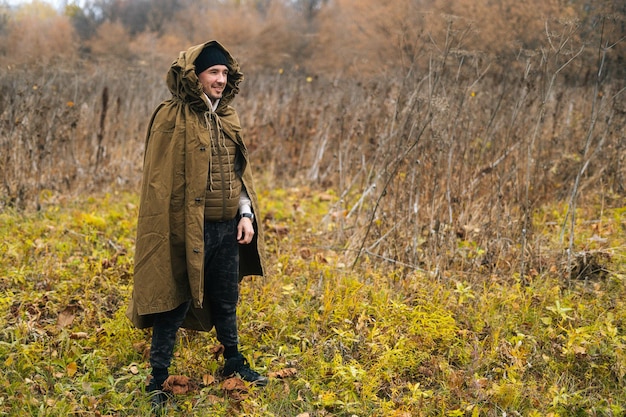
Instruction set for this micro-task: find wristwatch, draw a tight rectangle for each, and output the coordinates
[241,212,254,221]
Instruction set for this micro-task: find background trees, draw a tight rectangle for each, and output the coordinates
[0,0,623,79]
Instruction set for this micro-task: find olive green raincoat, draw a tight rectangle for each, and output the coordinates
[126,41,265,331]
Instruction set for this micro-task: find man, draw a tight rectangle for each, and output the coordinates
[126,40,267,411]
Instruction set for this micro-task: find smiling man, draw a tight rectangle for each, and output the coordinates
[126,41,267,413]
[196,51,229,104]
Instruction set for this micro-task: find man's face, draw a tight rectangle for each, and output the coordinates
[198,64,228,103]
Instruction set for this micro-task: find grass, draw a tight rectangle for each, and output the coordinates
[1,187,625,416]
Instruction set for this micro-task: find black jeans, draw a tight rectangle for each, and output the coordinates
[150,218,240,371]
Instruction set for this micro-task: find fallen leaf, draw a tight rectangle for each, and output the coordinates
[210,344,224,360]
[70,332,89,340]
[202,374,216,386]
[57,309,75,328]
[67,361,78,377]
[222,377,249,401]
[206,394,222,404]
[162,375,196,395]
[222,377,247,392]
[128,364,139,375]
[269,367,297,379]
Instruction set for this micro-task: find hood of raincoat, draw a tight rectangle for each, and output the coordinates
[126,40,265,331]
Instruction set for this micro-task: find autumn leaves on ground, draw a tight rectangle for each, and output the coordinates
[3,188,626,416]
[1,0,626,416]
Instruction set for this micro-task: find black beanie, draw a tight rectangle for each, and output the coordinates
[194,46,230,75]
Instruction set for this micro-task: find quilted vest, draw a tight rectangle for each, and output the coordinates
[204,132,243,221]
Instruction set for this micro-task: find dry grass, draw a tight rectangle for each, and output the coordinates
[1,187,625,416]
[1,7,624,278]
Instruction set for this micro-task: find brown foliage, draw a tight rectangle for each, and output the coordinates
[434,0,578,50]
[312,0,429,75]
[162,375,197,395]
[268,367,297,379]
[87,21,132,60]
[0,5,78,66]
[0,0,624,277]
[0,0,623,78]
[221,377,249,401]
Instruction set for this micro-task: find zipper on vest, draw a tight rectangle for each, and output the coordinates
[213,135,228,219]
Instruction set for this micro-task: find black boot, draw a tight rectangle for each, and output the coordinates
[147,378,170,415]
[221,354,269,386]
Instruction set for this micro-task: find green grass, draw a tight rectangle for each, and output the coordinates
[1,189,625,416]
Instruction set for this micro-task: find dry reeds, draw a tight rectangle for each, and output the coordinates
[0,1,623,283]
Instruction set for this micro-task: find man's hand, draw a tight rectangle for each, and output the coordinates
[237,217,254,244]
